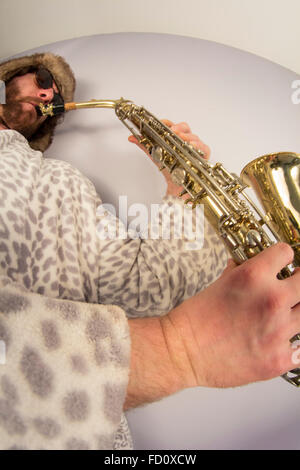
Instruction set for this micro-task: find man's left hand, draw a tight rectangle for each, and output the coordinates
[128,119,210,198]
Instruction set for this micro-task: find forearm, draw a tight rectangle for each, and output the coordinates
[98,198,227,318]
[124,307,198,410]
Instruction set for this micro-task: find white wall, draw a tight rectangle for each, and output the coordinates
[1,0,300,74]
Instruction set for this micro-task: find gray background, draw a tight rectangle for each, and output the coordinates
[15,32,300,449]
[2,0,300,75]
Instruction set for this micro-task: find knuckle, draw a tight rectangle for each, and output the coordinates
[276,242,294,260]
[236,263,257,288]
[254,339,287,379]
[180,122,190,132]
[270,349,289,376]
[261,353,285,379]
[263,290,285,315]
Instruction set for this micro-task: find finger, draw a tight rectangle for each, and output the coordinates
[177,132,205,147]
[284,325,300,373]
[190,141,211,158]
[288,304,300,338]
[242,242,294,278]
[177,132,199,142]
[128,135,152,159]
[197,143,210,159]
[161,119,174,128]
[170,122,191,133]
[128,135,138,144]
[282,349,300,378]
[178,134,210,158]
[283,267,300,309]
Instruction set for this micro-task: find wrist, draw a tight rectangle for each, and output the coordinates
[167,292,224,388]
[124,312,197,411]
[159,311,199,389]
[166,298,208,388]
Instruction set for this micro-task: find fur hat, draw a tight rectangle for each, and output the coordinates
[0,52,76,152]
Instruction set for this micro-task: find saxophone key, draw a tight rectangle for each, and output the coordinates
[170,168,187,186]
[151,146,164,163]
[246,229,262,248]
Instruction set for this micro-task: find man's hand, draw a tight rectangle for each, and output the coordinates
[168,242,300,388]
[125,243,300,409]
[128,120,210,198]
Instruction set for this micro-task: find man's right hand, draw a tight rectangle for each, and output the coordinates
[125,243,300,409]
[168,242,300,389]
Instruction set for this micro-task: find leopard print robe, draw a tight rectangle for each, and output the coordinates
[0,130,227,449]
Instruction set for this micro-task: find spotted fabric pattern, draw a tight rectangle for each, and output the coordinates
[0,276,130,450]
[98,198,228,317]
[0,130,228,449]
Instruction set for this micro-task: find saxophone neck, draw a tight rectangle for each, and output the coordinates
[37,98,130,117]
[65,99,127,111]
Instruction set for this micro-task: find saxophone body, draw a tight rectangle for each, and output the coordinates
[39,98,300,386]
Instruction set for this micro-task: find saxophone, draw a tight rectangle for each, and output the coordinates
[38,98,300,387]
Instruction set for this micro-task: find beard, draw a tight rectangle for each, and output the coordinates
[2,81,45,138]
[2,102,38,138]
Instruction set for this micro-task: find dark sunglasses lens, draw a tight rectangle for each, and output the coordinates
[36,68,53,89]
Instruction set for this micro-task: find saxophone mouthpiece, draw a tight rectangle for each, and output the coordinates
[37,102,66,117]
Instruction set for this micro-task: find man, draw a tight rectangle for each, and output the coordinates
[0,52,299,450]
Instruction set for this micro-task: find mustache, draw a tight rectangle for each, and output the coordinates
[6,96,42,106]
[22,97,43,106]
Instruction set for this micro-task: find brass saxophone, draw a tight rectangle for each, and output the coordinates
[39,98,300,387]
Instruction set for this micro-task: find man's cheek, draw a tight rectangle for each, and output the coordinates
[2,103,31,126]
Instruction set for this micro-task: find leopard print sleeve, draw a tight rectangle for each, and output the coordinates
[98,195,228,318]
[0,274,131,450]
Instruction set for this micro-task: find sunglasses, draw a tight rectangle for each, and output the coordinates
[35,67,64,108]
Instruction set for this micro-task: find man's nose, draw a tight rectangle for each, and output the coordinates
[37,87,54,104]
